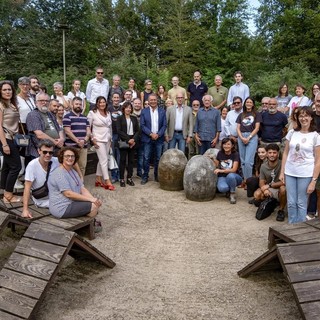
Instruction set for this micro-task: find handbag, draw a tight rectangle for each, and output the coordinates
[14,122,30,147]
[255,197,279,221]
[31,161,52,199]
[118,140,129,149]
[108,150,118,170]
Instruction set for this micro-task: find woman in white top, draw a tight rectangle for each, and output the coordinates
[87,96,115,191]
[280,107,320,224]
[286,84,309,116]
[218,106,228,148]
[51,82,69,111]
[67,79,86,110]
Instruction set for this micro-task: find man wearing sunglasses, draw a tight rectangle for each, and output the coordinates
[22,140,58,218]
[86,66,110,110]
[225,96,243,144]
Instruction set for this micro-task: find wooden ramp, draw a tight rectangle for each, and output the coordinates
[0,221,115,320]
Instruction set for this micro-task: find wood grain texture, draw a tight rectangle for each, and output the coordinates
[300,301,320,320]
[286,261,320,283]
[15,237,67,263]
[24,222,73,246]
[0,309,26,319]
[5,252,58,281]
[293,280,320,303]
[0,287,37,319]
[278,242,320,264]
[0,268,47,299]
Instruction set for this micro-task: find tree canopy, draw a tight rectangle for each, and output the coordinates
[0,0,319,96]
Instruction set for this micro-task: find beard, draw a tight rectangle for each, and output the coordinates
[74,107,82,113]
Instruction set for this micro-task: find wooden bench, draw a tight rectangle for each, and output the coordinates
[0,204,96,240]
[0,221,115,319]
[268,219,320,249]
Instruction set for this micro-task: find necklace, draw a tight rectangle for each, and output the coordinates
[62,165,79,186]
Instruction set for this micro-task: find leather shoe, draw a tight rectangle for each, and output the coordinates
[120,179,126,187]
[127,178,135,186]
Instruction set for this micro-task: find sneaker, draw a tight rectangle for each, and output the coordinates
[230,193,236,204]
[141,178,148,185]
[94,219,102,233]
[248,198,255,205]
[14,180,24,189]
[120,179,126,187]
[276,210,285,222]
[306,213,316,221]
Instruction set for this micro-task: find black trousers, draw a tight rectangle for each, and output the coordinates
[119,147,135,180]
[0,139,22,192]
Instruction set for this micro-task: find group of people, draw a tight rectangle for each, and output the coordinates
[0,68,320,226]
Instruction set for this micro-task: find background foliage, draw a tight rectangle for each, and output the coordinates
[0,0,319,99]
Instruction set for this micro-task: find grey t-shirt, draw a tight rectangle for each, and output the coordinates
[40,112,60,139]
[48,166,83,218]
[259,160,281,184]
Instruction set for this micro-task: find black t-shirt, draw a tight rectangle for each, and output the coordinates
[236,111,262,133]
[216,151,240,177]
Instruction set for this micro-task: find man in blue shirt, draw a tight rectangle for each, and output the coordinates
[227,71,250,107]
[260,98,287,146]
[194,95,221,154]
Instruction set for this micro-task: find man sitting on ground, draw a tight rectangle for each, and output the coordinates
[253,144,287,221]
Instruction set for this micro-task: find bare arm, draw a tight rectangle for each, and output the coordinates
[22,180,33,218]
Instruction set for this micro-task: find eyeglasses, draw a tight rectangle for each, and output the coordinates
[193,104,200,106]
[64,155,75,159]
[96,72,104,74]
[42,150,54,155]
[233,102,241,105]
[176,97,184,99]
[37,100,49,103]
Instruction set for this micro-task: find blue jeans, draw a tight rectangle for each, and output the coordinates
[111,133,120,181]
[217,173,243,193]
[143,140,163,180]
[285,174,311,224]
[136,145,144,176]
[238,133,258,180]
[199,141,212,155]
[168,132,186,152]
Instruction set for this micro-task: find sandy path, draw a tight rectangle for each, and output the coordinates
[0,174,301,319]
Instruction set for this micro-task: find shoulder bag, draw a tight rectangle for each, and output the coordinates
[31,161,52,199]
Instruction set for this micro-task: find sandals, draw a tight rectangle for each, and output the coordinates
[105,184,115,191]
[3,195,22,204]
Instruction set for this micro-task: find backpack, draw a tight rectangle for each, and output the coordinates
[255,197,278,220]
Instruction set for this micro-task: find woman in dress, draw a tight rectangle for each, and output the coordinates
[67,79,86,110]
[48,147,101,218]
[214,137,242,204]
[127,78,140,100]
[236,97,262,187]
[280,107,320,223]
[87,96,115,190]
[275,83,292,116]
[0,80,22,203]
[117,101,140,187]
[157,85,168,109]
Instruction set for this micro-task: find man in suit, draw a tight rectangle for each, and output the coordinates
[140,93,167,185]
[165,91,193,152]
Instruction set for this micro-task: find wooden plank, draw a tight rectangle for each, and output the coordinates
[37,216,78,229]
[305,219,320,229]
[15,237,67,263]
[300,301,320,320]
[24,222,73,246]
[0,214,10,236]
[238,246,279,277]
[293,280,320,303]
[278,242,320,264]
[70,235,116,268]
[0,287,37,319]
[4,252,58,281]
[286,261,320,283]
[288,231,320,243]
[0,268,47,299]
[0,310,24,320]
[279,226,318,237]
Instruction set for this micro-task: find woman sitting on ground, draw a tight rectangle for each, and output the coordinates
[247,145,267,203]
[48,147,101,219]
[214,137,243,204]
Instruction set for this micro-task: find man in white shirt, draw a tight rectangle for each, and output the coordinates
[86,67,109,110]
[225,96,243,144]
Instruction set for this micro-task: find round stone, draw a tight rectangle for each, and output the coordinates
[158,149,188,191]
[183,155,217,201]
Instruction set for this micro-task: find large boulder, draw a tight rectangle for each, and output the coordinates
[158,149,188,191]
[183,155,217,201]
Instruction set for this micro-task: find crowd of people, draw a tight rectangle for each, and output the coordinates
[0,68,320,227]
